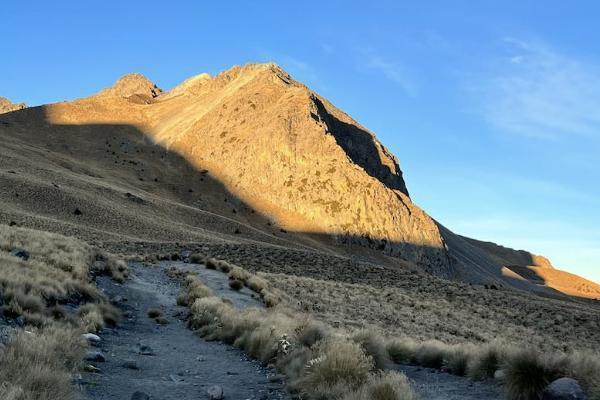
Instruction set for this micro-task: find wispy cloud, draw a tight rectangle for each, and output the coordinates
[366,55,417,95]
[476,39,600,139]
[254,49,319,83]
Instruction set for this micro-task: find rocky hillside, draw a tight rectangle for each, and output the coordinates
[0,96,26,114]
[0,63,597,298]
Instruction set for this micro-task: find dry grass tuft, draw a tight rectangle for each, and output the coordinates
[229,279,244,291]
[189,253,206,264]
[0,325,86,400]
[0,224,126,399]
[467,343,503,381]
[504,349,561,400]
[351,329,389,371]
[386,338,417,364]
[298,337,374,398]
[342,371,417,400]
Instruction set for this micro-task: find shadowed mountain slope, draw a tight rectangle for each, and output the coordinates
[0,63,597,299]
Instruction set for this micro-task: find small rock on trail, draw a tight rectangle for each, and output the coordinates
[543,377,586,400]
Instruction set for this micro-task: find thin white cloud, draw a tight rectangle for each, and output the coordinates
[254,49,318,83]
[366,56,417,96]
[477,40,600,139]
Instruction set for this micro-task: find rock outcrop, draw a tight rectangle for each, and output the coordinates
[147,64,450,274]
[96,73,162,100]
[0,96,26,114]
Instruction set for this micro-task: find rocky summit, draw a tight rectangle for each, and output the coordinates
[0,96,26,114]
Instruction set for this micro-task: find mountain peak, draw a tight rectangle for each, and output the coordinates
[0,96,27,114]
[97,73,162,99]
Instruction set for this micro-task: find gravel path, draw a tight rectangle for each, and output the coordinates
[81,262,287,400]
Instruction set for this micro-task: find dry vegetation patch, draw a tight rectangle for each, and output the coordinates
[262,272,600,353]
[171,266,417,400]
[0,224,126,399]
[177,255,600,400]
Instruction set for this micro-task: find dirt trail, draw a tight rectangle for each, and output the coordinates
[397,365,500,400]
[81,262,287,400]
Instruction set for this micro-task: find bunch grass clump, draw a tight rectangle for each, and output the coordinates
[0,224,126,400]
[0,326,86,400]
[178,268,415,400]
[342,371,417,400]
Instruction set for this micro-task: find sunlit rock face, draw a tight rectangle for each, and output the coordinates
[0,96,26,114]
[43,63,452,275]
[147,64,452,276]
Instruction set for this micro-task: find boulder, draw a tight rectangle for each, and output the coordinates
[82,333,101,345]
[543,378,586,400]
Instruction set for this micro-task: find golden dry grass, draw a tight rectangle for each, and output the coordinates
[0,326,86,400]
[0,223,126,399]
[261,271,600,353]
[171,265,416,400]
[179,258,600,400]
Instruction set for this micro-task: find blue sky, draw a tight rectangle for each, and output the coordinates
[3,1,599,283]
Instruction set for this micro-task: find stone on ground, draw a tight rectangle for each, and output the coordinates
[543,378,586,400]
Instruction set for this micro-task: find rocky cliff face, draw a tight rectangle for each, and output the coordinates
[147,64,450,275]
[0,97,26,114]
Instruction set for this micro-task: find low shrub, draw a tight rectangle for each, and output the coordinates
[351,329,389,370]
[504,349,562,400]
[229,266,251,282]
[443,345,474,376]
[246,276,268,293]
[176,292,189,306]
[413,340,447,369]
[229,279,244,291]
[342,371,417,400]
[386,338,417,364]
[296,318,330,348]
[189,253,205,264]
[298,337,374,398]
[0,325,86,400]
[467,343,503,381]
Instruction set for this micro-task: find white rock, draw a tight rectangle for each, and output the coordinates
[83,333,101,344]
